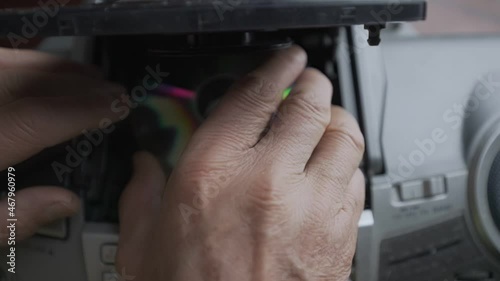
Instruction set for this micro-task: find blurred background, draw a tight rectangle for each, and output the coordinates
[415,0,500,34]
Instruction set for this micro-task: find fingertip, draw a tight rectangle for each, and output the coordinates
[285,68,334,105]
[60,190,81,215]
[26,187,81,219]
[258,44,308,77]
[283,45,308,68]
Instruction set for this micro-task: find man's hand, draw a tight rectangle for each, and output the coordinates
[118,46,365,281]
[0,47,124,246]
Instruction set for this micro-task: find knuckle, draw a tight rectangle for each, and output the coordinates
[330,125,365,156]
[331,107,365,153]
[248,179,277,204]
[312,164,347,193]
[181,165,223,189]
[330,174,349,192]
[245,175,286,214]
[307,67,333,90]
[176,158,239,201]
[287,91,331,128]
[199,124,252,151]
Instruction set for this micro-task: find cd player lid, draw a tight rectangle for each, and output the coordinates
[0,0,427,38]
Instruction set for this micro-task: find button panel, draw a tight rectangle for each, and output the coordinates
[424,176,446,197]
[398,176,447,202]
[82,223,120,281]
[398,180,425,201]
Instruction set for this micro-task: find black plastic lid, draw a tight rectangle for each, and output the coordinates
[0,0,426,37]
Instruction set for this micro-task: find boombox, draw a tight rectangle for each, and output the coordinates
[1,1,500,280]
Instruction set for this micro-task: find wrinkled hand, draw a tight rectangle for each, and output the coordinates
[0,48,124,246]
[118,46,365,281]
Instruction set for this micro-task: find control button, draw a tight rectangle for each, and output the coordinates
[398,180,425,201]
[423,176,446,197]
[101,244,118,264]
[37,219,67,239]
[103,272,117,281]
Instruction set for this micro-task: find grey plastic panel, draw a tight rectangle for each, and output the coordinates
[380,36,500,184]
[355,170,470,281]
[378,217,484,281]
[82,224,119,281]
[354,34,500,281]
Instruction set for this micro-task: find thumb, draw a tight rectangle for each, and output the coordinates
[116,151,167,274]
[0,186,80,247]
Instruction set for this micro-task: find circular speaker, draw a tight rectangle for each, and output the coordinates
[470,128,500,258]
[465,73,500,258]
[488,152,500,231]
